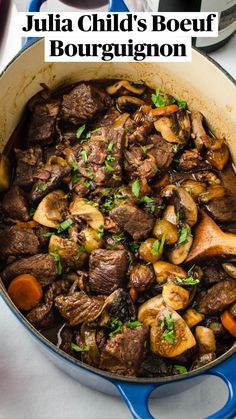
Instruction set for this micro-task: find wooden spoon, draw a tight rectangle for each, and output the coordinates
[186,210,236,262]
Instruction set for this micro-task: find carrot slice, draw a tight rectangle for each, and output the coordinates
[221,311,236,337]
[8,274,43,311]
[16,220,38,229]
[150,104,179,117]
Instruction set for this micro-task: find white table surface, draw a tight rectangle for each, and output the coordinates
[0,6,236,417]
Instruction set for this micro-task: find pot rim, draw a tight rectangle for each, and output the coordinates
[0,38,235,385]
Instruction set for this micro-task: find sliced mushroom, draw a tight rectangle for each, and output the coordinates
[138,295,165,326]
[160,185,177,199]
[222,262,236,279]
[175,187,198,226]
[47,156,69,167]
[112,112,130,128]
[106,80,145,96]
[70,198,104,231]
[162,205,178,225]
[80,323,100,366]
[191,111,223,151]
[206,143,229,170]
[150,307,196,358]
[79,227,103,253]
[49,234,87,269]
[153,261,187,284]
[33,190,68,228]
[162,283,190,311]
[183,309,205,328]
[181,180,206,202]
[0,154,11,191]
[195,326,216,354]
[116,96,145,113]
[194,171,221,185]
[154,111,190,144]
[186,210,236,262]
[139,238,164,264]
[130,264,155,292]
[153,219,178,245]
[168,232,193,265]
[199,184,225,204]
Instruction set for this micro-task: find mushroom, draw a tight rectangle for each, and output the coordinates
[154,110,190,144]
[186,210,236,262]
[49,234,87,269]
[150,307,196,358]
[199,184,225,204]
[168,229,193,265]
[79,227,103,253]
[174,187,198,226]
[153,219,179,245]
[116,96,145,113]
[138,295,164,326]
[99,288,136,326]
[69,197,104,231]
[162,205,178,225]
[191,353,216,370]
[0,154,11,191]
[190,111,224,151]
[183,309,205,328]
[80,323,100,366]
[153,261,187,284]
[206,143,229,170]
[181,180,206,202]
[112,112,130,128]
[222,262,236,279]
[162,283,190,311]
[195,326,216,354]
[194,171,221,185]
[160,185,177,199]
[130,264,155,292]
[33,190,68,228]
[139,238,165,264]
[106,80,145,96]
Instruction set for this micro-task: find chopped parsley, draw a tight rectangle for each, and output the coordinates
[71,343,90,352]
[141,145,147,154]
[79,246,86,253]
[172,144,179,153]
[138,196,154,204]
[173,365,187,374]
[107,317,123,337]
[42,231,54,238]
[102,196,116,211]
[113,231,127,243]
[105,159,114,172]
[161,312,176,345]
[132,179,140,197]
[38,183,47,192]
[73,255,80,261]
[106,155,115,162]
[85,169,94,179]
[175,276,200,285]
[50,251,63,275]
[81,149,88,163]
[107,141,114,152]
[71,173,80,185]
[152,240,161,256]
[71,161,79,171]
[151,89,167,108]
[178,225,191,245]
[127,321,143,328]
[76,124,86,139]
[129,241,140,254]
[177,99,187,109]
[29,208,35,218]
[84,180,91,188]
[97,225,104,239]
[57,219,73,234]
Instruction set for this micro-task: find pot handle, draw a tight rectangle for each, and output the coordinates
[205,353,236,419]
[111,380,158,419]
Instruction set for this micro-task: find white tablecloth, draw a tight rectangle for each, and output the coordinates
[0,15,236,418]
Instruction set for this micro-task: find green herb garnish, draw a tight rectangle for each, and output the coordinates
[175,276,200,285]
[177,99,187,109]
[71,343,90,352]
[152,240,160,256]
[129,241,140,253]
[50,251,63,275]
[141,145,147,154]
[172,144,179,153]
[108,141,114,152]
[71,161,79,171]
[159,233,166,254]
[76,124,86,139]
[132,179,140,197]
[174,365,187,374]
[29,208,35,218]
[71,173,80,184]
[38,183,47,192]
[178,226,191,245]
[107,317,123,337]
[151,89,167,108]
[97,225,104,239]
[42,232,54,238]
[138,196,154,204]
[85,169,94,179]
[161,312,176,345]
[57,219,73,234]
[84,180,91,188]
[81,149,88,163]
[127,321,143,328]
[105,160,114,172]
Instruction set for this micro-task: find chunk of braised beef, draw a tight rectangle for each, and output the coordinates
[178,149,204,171]
[99,324,149,376]
[128,121,153,143]
[198,280,236,315]
[130,264,155,292]
[140,353,170,377]
[2,185,29,221]
[202,258,230,286]
[94,106,120,128]
[61,83,111,124]
[14,146,43,188]
[74,126,125,187]
[55,291,105,326]
[124,144,157,181]
[89,249,128,295]
[110,203,154,241]
[2,253,57,286]
[30,163,71,202]
[27,99,60,146]
[0,226,39,259]
[148,134,174,170]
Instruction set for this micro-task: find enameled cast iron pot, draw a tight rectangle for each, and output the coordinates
[0,27,236,419]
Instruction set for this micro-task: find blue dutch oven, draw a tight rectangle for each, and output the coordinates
[0,1,235,418]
